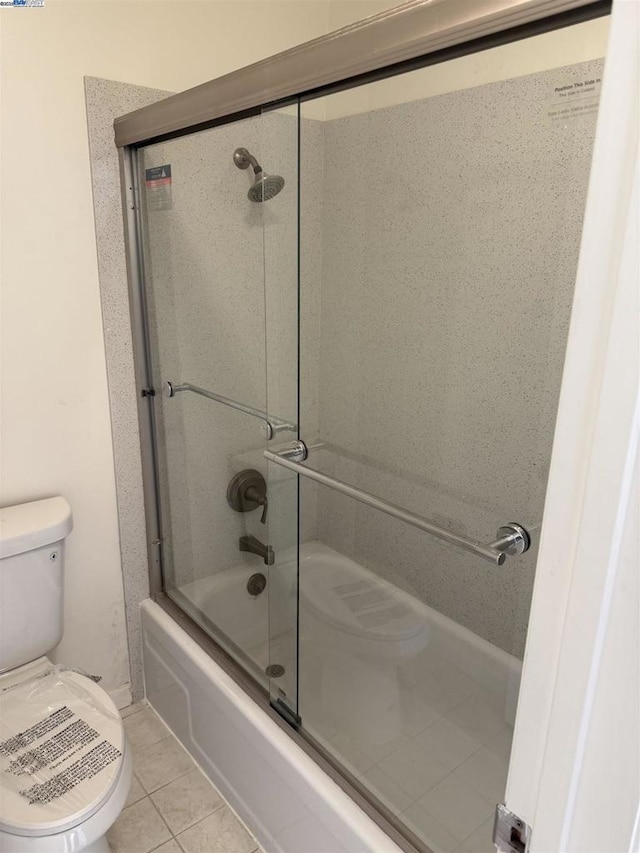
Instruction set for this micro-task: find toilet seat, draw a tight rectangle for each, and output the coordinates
[0,660,126,838]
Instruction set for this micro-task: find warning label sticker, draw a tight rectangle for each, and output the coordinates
[145,164,173,211]
[0,705,121,806]
[0,670,124,825]
[19,740,121,805]
[6,718,100,776]
[547,75,602,127]
[0,707,73,757]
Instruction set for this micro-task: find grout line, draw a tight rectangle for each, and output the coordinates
[128,705,260,849]
[147,795,173,838]
[148,838,176,853]
[172,809,223,848]
[145,766,197,795]
[115,718,260,853]
[153,796,226,838]
[140,767,193,797]
[171,806,259,852]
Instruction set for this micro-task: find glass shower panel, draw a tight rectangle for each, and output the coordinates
[296,19,607,852]
[137,113,287,688]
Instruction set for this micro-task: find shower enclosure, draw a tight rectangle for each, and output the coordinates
[117,2,610,850]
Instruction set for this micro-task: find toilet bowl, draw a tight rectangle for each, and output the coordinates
[299,543,429,744]
[0,498,132,853]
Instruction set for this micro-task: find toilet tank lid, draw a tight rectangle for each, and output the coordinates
[0,497,73,559]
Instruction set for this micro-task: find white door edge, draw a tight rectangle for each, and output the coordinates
[505,0,639,848]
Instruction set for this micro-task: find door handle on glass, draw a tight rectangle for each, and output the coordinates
[265,442,531,566]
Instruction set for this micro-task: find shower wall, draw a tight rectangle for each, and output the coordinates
[142,113,322,587]
[304,59,604,657]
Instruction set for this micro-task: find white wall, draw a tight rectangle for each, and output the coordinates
[0,0,331,696]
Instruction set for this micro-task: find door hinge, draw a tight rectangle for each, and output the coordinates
[141,388,156,397]
[493,804,531,853]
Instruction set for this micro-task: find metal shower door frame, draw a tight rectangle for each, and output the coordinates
[114,0,609,149]
[119,147,164,600]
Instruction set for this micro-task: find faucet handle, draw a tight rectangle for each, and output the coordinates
[259,495,268,525]
[227,469,268,524]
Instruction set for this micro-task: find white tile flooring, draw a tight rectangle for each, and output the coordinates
[109,703,262,853]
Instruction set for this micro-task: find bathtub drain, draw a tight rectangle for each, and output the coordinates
[265,664,285,679]
[247,573,267,596]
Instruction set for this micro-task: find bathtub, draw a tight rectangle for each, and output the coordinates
[142,600,405,852]
[142,542,522,851]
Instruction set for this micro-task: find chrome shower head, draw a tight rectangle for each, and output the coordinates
[233,147,285,203]
[248,173,285,203]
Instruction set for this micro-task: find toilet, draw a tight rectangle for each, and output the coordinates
[298,543,429,745]
[0,497,132,853]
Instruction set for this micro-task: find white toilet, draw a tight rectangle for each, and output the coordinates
[299,543,429,745]
[0,497,132,853]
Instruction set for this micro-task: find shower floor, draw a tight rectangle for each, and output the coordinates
[173,542,517,853]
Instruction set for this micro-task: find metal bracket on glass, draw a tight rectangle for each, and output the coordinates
[264,442,530,566]
[488,523,530,558]
[273,440,308,463]
[493,804,531,853]
[163,380,296,439]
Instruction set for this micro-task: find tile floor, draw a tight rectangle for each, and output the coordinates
[109,703,262,853]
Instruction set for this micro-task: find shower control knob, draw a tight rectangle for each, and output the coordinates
[227,469,268,524]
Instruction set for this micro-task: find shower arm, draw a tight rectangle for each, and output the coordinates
[264,442,530,566]
[163,381,295,439]
[233,147,262,175]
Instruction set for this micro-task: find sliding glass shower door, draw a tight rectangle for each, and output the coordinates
[133,14,607,852]
[263,22,606,853]
[136,107,300,707]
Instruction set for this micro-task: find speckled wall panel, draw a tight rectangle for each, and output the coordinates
[136,112,321,591]
[308,59,604,658]
[85,77,171,701]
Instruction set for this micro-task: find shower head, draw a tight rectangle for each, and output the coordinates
[248,173,285,203]
[233,147,285,203]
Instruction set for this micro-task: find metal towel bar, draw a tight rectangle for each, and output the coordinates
[264,444,530,566]
[163,381,296,439]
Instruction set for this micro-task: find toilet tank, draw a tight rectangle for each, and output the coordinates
[0,497,73,672]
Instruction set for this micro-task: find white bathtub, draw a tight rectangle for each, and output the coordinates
[142,600,405,852]
[143,542,522,852]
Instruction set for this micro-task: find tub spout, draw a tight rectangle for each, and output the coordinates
[239,534,275,566]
